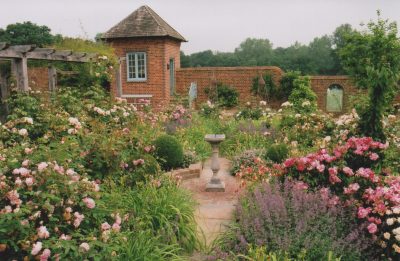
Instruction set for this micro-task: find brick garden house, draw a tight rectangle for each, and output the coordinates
[101,5,186,105]
[9,5,397,113]
[100,5,379,113]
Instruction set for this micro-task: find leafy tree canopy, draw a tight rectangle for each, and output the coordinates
[0,21,58,47]
[339,11,400,141]
[180,24,359,75]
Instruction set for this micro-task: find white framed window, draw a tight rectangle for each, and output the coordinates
[126,52,147,81]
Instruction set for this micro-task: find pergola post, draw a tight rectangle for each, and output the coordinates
[12,57,29,92]
[48,65,57,92]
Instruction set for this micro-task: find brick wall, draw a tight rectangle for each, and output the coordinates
[108,37,181,106]
[310,75,400,113]
[175,66,284,106]
[310,76,359,113]
[28,67,48,92]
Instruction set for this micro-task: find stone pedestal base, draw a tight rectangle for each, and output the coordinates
[205,181,225,192]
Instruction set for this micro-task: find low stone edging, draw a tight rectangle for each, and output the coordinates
[165,163,202,180]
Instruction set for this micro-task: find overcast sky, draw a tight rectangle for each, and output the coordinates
[1,0,399,54]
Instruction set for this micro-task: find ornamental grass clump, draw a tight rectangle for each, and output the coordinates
[214,180,375,261]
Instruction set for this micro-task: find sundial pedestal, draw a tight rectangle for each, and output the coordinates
[205,134,225,192]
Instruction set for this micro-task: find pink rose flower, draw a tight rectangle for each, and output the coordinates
[40,249,51,261]
[82,197,96,209]
[24,148,33,154]
[79,242,90,252]
[37,226,50,239]
[37,162,48,172]
[31,241,43,255]
[101,222,111,231]
[342,166,354,176]
[133,159,145,166]
[357,207,371,219]
[112,223,121,232]
[59,234,72,240]
[25,177,34,186]
[22,159,30,167]
[73,212,84,228]
[369,153,379,161]
[367,223,377,234]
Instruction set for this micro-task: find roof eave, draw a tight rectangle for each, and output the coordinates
[101,35,187,42]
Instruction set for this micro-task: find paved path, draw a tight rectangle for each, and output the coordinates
[180,158,242,249]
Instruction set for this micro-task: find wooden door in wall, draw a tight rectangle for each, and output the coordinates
[169,58,175,95]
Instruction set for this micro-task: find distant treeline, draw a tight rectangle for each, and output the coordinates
[180,24,355,75]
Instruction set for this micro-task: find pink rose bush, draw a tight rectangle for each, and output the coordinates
[0,158,126,259]
[277,136,400,259]
[0,87,197,260]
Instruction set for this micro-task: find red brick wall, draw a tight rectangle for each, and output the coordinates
[310,75,400,113]
[310,76,359,113]
[175,66,284,106]
[108,37,181,106]
[28,67,48,92]
[164,39,181,103]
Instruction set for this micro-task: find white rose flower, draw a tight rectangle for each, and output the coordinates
[18,128,28,136]
[392,226,400,235]
[387,218,395,226]
[384,232,391,240]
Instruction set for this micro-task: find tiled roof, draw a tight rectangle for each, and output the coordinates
[102,5,186,42]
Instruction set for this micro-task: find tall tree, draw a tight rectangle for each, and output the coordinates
[0,21,55,47]
[339,12,400,141]
[308,35,335,74]
[234,38,273,66]
[331,24,356,74]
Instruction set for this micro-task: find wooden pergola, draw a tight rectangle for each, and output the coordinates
[0,42,96,93]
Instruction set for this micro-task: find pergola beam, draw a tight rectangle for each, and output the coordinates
[0,43,97,63]
[0,42,98,93]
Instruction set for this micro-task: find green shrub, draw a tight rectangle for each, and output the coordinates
[154,134,184,170]
[182,150,198,168]
[199,101,219,118]
[279,70,301,99]
[251,73,275,100]
[205,83,239,108]
[235,107,263,120]
[288,76,317,114]
[265,143,289,163]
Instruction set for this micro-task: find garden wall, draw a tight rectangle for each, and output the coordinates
[310,76,358,112]
[175,66,284,107]
[28,67,49,92]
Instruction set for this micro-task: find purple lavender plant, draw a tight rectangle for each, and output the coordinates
[212,179,377,260]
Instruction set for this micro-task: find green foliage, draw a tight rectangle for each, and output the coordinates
[235,38,274,66]
[0,21,57,46]
[154,135,184,170]
[232,245,342,261]
[199,102,219,118]
[205,83,239,108]
[50,37,117,90]
[265,143,289,163]
[230,150,264,175]
[235,107,263,120]
[104,179,198,259]
[180,30,349,75]
[288,77,317,113]
[251,73,275,100]
[339,11,400,141]
[279,71,301,99]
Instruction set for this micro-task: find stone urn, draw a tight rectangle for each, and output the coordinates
[204,134,225,192]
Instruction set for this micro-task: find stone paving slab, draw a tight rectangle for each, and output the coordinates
[181,158,242,248]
